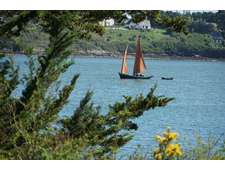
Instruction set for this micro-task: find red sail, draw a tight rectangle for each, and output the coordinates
[133,35,146,75]
[120,45,129,74]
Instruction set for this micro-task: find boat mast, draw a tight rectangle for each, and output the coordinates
[133,35,146,76]
[120,45,129,74]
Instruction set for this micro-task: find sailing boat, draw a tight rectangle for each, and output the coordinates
[119,35,153,79]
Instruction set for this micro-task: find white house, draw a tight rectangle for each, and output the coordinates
[136,19,151,30]
[125,19,151,30]
[99,18,115,27]
[124,14,152,30]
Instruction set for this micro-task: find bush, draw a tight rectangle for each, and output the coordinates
[127,129,225,160]
[153,129,183,160]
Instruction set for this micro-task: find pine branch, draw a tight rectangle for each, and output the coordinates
[0,57,18,102]
[62,85,174,157]
[33,74,79,131]
[0,11,38,37]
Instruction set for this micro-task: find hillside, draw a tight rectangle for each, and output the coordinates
[2,27,225,59]
[71,28,225,58]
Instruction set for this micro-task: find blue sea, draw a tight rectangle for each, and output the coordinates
[12,55,225,156]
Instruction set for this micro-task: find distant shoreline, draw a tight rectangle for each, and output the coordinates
[2,51,225,62]
[72,52,225,62]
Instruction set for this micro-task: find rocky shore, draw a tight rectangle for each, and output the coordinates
[72,50,225,61]
[1,49,225,61]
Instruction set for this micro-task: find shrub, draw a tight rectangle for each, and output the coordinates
[153,129,183,160]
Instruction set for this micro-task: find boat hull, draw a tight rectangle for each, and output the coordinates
[119,73,153,79]
[161,77,174,80]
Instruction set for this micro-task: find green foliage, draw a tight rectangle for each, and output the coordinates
[14,25,225,58]
[61,86,173,158]
[128,130,225,160]
[0,11,38,37]
[161,16,188,34]
[182,10,225,42]
[214,11,225,39]
[0,11,224,160]
[153,129,182,160]
[0,11,175,160]
[71,28,224,57]
[188,21,217,34]
[183,135,225,160]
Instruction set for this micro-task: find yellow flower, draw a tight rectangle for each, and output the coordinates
[163,130,178,141]
[154,153,162,160]
[165,144,182,157]
[168,132,178,140]
[154,148,160,154]
[153,129,183,160]
[165,144,175,157]
[155,135,167,144]
[174,144,182,156]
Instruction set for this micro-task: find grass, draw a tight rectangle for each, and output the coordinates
[125,131,225,160]
[3,26,225,58]
[71,28,225,57]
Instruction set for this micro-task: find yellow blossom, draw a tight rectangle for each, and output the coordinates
[163,130,178,141]
[155,135,167,144]
[153,129,183,160]
[154,148,160,154]
[168,132,178,140]
[174,144,182,156]
[154,153,162,160]
[165,144,182,157]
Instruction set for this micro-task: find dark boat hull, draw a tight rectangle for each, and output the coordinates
[119,73,153,79]
[161,77,174,80]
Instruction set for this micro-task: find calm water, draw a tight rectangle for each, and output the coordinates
[13,55,225,156]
